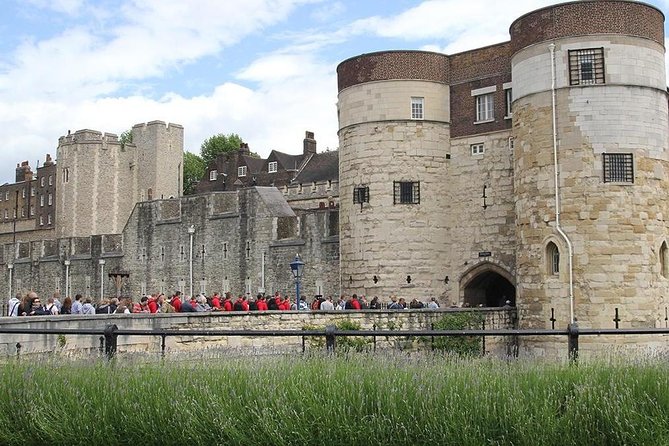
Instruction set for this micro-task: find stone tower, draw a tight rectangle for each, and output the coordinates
[56,121,184,238]
[337,51,452,299]
[510,1,668,330]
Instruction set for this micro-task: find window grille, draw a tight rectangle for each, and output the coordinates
[569,48,605,86]
[353,186,369,204]
[393,181,420,205]
[603,153,633,183]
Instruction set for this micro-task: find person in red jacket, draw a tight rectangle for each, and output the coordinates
[171,291,182,312]
[256,296,268,311]
[241,295,250,312]
[211,292,221,310]
[147,294,159,313]
[350,294,362,310]
[223,292,233,311]
[279,296,290,311]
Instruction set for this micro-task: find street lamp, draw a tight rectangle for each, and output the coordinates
[188,225,195,299]
[290,254,305,311]
[7,263,14,301]
[64,259,71,298]
[99,259,106,299]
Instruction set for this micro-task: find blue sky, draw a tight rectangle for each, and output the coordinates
[0,0,667,184]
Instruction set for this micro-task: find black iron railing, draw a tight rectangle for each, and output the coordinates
[3,323,669,361]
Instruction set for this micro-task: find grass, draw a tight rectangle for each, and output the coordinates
[0,353,668,445]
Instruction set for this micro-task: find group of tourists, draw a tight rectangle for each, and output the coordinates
[6,290,440,317]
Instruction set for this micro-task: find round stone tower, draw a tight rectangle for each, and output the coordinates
[337,51,451,299]
[510,0,668,331]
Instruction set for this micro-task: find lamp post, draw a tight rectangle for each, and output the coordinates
[99,259,106,299]
[64,259,71,298]
[188,225,195,299]
[290,254,305,311]
[7,263,13,301]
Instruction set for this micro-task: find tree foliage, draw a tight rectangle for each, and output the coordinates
[119,129,133,148]
[183,151,206,195]
[429,312,485,356]
[200,133,243,167]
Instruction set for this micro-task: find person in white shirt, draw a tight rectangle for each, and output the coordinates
[7,294,21,317]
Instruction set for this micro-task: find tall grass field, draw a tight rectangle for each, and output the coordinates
[0,353,668,445]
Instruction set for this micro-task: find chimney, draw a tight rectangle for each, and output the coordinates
[303,131,316,155]
[15,161,33,182]
[239,142,250,155]
[43,154,54,167]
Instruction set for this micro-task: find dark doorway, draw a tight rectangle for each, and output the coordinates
[463,270,515,307]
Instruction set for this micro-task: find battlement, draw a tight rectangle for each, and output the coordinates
[132,120,184,133]
[58,129,120,146]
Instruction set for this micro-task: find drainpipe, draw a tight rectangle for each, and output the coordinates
[549,43,575,324]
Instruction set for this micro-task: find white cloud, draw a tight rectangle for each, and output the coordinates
[23,0,86,16]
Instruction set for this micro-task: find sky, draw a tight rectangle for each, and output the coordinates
[0,0,667,184]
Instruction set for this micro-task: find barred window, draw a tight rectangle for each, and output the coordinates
[353,186,369,204]
[603,153,633,183]
[393,181,420,205]
[569,48,605,86]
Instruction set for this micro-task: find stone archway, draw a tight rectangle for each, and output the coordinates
[460,263,516,307]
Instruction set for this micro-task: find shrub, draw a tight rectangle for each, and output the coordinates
[429,312,485,356]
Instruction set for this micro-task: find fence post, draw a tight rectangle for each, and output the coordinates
[160,335,167,358]
[567,322,579,363]
[372,324,377,352]
[104,324,118,360]
[15,342,21,358]
[613,308,620,329]
[325,325,336,353]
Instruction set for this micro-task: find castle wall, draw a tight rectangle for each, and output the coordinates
[512,8,669,331]
[56,130,136,238]
[132,121,184,201]
[447,131,516,304]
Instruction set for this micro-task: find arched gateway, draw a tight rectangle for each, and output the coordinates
[460,263,515,308]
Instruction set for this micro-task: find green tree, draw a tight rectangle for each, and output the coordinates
[119,129,133,148]
[200,133,243,167]
[183,151,206,195]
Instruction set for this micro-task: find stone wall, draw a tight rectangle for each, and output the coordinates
[0,308,516,357]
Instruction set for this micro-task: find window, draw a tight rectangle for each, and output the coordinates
[223,242,229,260]
[547,242,560,275]
[13,209,16,219]
[475,94,494,122]
[21,208,25,218]
[393,181,420,205]
[48,194,52,206]
[311,181,317,192]
[268,161,278,173]
[326,180,332,191]
[4,192,8,200]
[661,241,669,279]
[22,188,25,198]
[508,137,515,150]
[603,153,633,183]
[39,215,43,226]
[245,240,251,259]
[209,170,218,181]
[40,195,44,207]
[569,48,605,86]
[238,166,247,177]
[48,175,53,186]
[47,214,52,225]
[180,245,185,262]
[40,177,45,187]
[30,206,34,216]
[31,188,35,197]
[353,186,369,204]
[471,143,485,155]
[504,88,513,118]
[411,97,424,120]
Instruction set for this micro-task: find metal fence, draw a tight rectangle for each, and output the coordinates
[3,323,669,361]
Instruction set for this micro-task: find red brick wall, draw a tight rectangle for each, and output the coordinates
[510,0,664,54]
[337,51,450,92]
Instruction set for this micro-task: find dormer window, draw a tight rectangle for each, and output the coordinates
[268,161,278,173]
[209,170,218,181]
[238,166,247,177]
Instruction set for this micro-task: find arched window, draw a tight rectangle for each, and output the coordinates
[661,241,668,278]
[546,242,560,276]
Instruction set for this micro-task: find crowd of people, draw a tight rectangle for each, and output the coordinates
[6,290,441,317]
